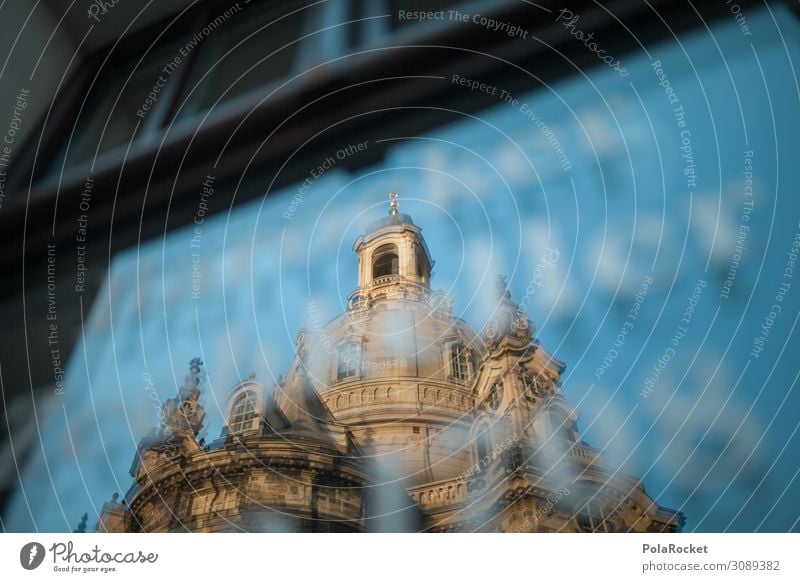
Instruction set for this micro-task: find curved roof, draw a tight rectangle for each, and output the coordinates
[364,212,416,234]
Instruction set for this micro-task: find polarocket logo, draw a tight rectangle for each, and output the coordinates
[20,542,46,570]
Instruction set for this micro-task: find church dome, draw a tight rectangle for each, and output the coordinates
[101,195,684,533]
[306,302,481,390]
[300,198,483,485]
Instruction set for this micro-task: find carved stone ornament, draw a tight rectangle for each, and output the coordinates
[295,328,309,362]
[483,318,500,346]
[429,291,454,317]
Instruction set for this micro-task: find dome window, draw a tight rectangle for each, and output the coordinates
[228,390,258,433]
[487,380,503,410]
[450,343,472,381]
[372,244,399,279]
[415,244,430,280]
[336,341,361,381]
[575,502,615,532]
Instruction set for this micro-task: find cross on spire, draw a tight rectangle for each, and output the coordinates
[388,192,399,215]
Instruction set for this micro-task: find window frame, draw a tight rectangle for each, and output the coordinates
[16,0,331,192]
[226,384,264,435]
[449,341,473,382]
[371,243,400,280]
[335,339,362,382]
[575,502,616,533]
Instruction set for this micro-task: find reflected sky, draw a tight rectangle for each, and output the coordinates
[5,5,800,532]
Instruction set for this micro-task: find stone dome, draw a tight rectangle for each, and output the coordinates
[307,302,481,388]
[298,201,485,486]
[102,198,685,534]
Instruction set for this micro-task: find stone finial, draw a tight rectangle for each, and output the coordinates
[73,512,88,533]
[495,275,512,301]
[180,357,204,400]
[295,328,309,362]
[164,358,207,438]
[482,275,534,347]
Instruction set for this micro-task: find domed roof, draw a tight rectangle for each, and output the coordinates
[305,301,481,391]
[363,212,416,234]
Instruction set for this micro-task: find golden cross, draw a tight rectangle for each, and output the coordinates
[388,192,399,215]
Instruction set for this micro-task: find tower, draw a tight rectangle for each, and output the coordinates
[305,194,482,487]
[349,192,434,307]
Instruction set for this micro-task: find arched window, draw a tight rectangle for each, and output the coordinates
[487,380,503,410]
[415,245,429,280]
[521,373,549,401]
[575,502,614,532]
[372,244,399,279]
[229,390,258,433]
[475,424,491,466]
[450,343,472,380]
[337,342,359,381]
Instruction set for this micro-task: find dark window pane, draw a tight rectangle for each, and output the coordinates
[176,2,309,118]
[337,343,359,380]
[373,253,399,278]
[229,390,258,433]
[47,43,180,175]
